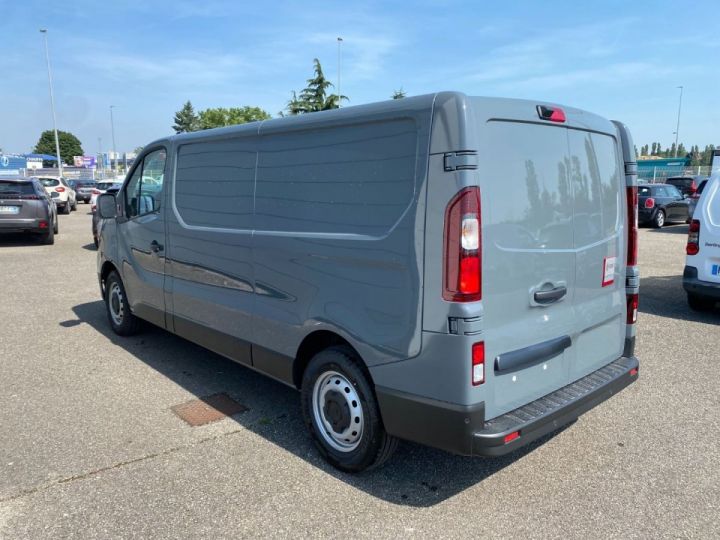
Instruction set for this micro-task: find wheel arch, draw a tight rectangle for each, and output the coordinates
[293,330,367,389]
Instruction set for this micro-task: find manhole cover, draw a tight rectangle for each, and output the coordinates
[171,393,248,427]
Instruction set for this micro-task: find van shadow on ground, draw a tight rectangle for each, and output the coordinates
[65,300,565,507]
[639,274,720,322]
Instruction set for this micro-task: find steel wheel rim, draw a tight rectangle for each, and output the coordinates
[108,282,124,326]
[312,370,364,452]
[657,211,664,226]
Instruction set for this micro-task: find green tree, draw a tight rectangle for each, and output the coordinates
[33,130,83,165]
[392,88,407,99]
[198,106,271,129]
[640,144,649,156]
[286,58,347,115]
[173,101,200,133]
[650,143,657,155]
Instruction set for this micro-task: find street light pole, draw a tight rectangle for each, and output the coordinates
[674,85,683,157]
[337,37,343,108]
[39,29,63,177]
[110,105,117,172]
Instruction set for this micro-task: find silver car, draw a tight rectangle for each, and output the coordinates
[0,177,58,244]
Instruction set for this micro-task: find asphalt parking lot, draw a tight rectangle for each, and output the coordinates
[1,209,719,539]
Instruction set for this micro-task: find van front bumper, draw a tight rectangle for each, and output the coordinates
[683,265,720,299]
[376,356,639,457]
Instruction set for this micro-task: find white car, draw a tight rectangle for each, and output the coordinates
[684,176,720,311]
[90,180,124,211]
[37,176,77,215]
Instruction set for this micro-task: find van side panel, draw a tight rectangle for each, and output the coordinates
[252,111,432,369]
[165,134,258,365]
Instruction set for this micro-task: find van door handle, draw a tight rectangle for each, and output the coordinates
[150,240,164,253]
[534,286,567,305]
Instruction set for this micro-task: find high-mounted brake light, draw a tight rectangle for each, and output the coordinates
[687,219,700,255]
[626,187,638,267]
[443,187,481,302]
[644,197,655,209]
[472,342,485,386]
[537,105,566,123]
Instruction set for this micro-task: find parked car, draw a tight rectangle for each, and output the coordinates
[97,92,639,471]
[37,176,76,214]
[92,185,121,247]
[73,180,98,203]
[90,180,123,211]
[684,176,720,311]
[665,176,700,198]
[637,183,690,227]
[0,177,58,244]
[687,177,709,221]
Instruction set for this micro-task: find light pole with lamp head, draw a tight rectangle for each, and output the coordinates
[39,29,63,177]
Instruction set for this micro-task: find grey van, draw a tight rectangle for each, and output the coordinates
[97,92,640,472]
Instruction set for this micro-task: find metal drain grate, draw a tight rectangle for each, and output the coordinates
[171,393,248,427]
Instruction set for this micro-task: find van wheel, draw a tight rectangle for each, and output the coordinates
[105,271,141,336]
[301,347,398,472]
[688,293,715,312]
[652,209,665,228]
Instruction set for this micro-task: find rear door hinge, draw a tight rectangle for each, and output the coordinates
[444,151,478,172]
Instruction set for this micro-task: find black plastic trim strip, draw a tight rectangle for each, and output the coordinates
[495,335,571,374]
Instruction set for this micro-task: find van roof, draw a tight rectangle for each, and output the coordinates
[145,92,618,149]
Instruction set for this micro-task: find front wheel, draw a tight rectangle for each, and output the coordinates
[301,347,398,472]
[105,271,141,336]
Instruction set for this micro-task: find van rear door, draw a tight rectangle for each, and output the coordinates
[472,100,626,419]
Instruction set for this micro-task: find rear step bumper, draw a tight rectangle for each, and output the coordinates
[683,266,720,299]
[376,356,639,457]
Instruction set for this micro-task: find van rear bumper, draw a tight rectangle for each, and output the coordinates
[683,266,720,299]
[376,356,639,457]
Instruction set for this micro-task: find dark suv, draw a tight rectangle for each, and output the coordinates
[638,183,690,228]
[0,177,58,244]
[74,180,98,203]
[665,176,699,198]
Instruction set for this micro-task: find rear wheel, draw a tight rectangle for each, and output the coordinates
[53,214,58,234]
[652,209,665,228]
[688,293,715,312]
[71,199,77,211]
[105,271,141,336]
[62,202,70,215]
[301,347,398,472]
[40,225,55,245]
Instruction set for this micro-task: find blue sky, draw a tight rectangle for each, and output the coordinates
[1,0,718,155]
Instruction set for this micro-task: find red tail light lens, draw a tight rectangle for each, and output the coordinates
[443,187,481,302]
[687,219,700,255]
[472,342,485,386]
[626,187,638,266]
[55,187,66,193]
[690,181,697,195]
[644,197,655,209]
[504,431,520,444]
[39,220,48,229]
[537,105,566,123]
[627,293,639,324]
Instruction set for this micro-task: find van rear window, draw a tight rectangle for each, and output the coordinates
[255,119,418,235]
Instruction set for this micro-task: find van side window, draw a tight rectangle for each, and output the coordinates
[125,149,166,218]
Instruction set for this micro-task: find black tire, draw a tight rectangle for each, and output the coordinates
[71,200,77,211]
[301,346,398,472]
[40,225,55,245]
[104,271,141,336]
[652,209,665,228]
[688,293,715,312]
[62,202,71,215]
[53,214,58,234]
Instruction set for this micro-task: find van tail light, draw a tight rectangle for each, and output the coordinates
[472,342,485,385]
[627,293,639,324]
[626,187,638,266]
[443,187,481,302]
[690,180,697,195]
[687,219,700,255]
[644,197,655,209]
[537,105,566,123]
[55,187,66,193]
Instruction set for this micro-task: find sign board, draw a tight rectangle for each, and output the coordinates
[73,156,97,168]
[0,154,26,176]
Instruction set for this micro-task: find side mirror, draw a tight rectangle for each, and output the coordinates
[97,193,118,219]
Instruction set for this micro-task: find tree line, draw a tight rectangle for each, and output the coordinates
[637,142,716,166]
[173,58,406,133]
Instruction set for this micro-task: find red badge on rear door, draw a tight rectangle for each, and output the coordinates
[602,256,616,287]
